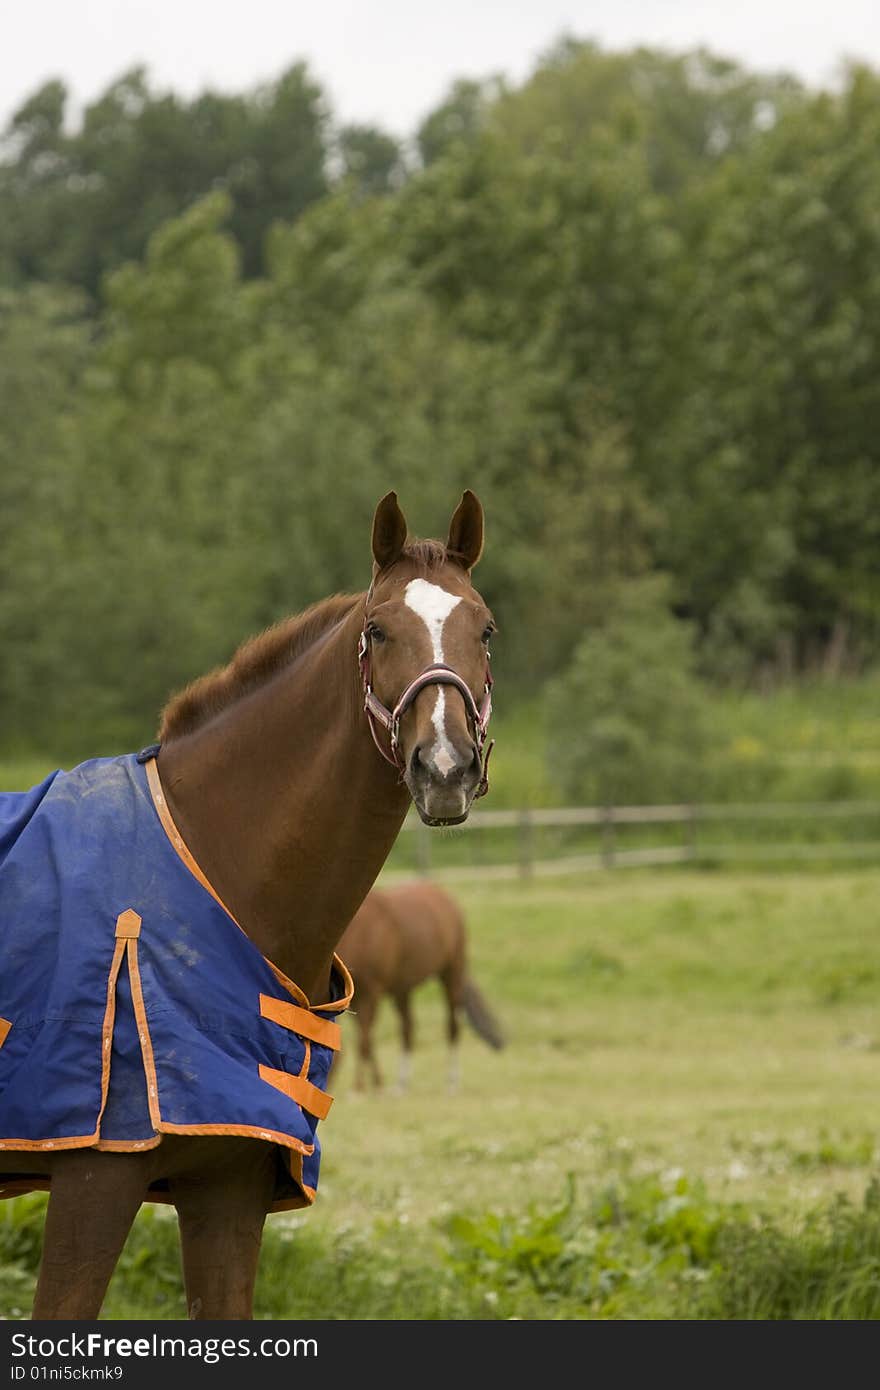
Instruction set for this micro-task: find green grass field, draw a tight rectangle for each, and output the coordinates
[3,864,880,1319]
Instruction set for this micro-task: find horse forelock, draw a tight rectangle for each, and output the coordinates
[371,539,482,598]
[401,538,450,569]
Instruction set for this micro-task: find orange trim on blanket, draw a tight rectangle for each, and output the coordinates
[267,961,308,1007]
[259,1064,333,1120]
[94,1135,163,1153]
[144,755,352,1015]
[0,1018,10,1049]
[125,936,162,1132]
[0,1132,101,1153]
[95,937,127,1137]
[259,995,342,1051]
[152,1120,316,1155]
[115,909,142,939]
[321,954,355,1013]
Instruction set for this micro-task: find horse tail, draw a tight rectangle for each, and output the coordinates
[461,977,505,1050]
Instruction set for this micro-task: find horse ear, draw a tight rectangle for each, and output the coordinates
[446,489,484,571]
[371,491,408,572]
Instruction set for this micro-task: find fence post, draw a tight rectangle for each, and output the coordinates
[601,806,616,868]
[518,809,534,879]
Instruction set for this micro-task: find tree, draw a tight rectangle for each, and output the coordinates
[0,284,92,747]
[662,64,880,676]
[0,63,335,295]
[544,583,709,805]
[336,124,405,196]
[490,37,803,196]
[416,77,504,166]
[0,81,74,285]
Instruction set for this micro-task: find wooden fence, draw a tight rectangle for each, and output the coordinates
[382,800,880,883]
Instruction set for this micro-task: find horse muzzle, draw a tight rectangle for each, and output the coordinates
[405,740,483,826]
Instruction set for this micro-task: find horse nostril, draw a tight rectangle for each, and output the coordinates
[410,743,480,783]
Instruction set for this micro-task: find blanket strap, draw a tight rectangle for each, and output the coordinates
[258,1064,333,1120]
[259,994,342,1051]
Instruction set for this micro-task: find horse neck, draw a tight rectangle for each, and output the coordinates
[156,601,411,1002]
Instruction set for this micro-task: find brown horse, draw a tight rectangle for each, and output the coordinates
[336,881,505,1093]
[0,489,497,1320]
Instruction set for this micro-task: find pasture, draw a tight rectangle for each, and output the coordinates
[3,31,879,1326]
[4,862,880,1319]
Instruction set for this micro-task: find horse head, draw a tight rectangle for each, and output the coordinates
[359,489,495,827]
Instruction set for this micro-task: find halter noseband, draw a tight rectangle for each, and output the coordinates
[357,620,495,799]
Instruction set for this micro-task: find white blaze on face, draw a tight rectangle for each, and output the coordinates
[404,577,462,778]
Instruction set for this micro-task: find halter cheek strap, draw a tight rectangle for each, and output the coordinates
[358,629,495,798]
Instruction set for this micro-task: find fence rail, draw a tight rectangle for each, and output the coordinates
[382,800,880,883]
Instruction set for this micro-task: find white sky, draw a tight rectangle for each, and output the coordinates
[2,1,877,136]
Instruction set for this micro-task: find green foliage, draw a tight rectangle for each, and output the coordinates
[544,584,710,804]
[663,65,880,675]
[440,1171,734,1315]
[489,38,803,195]
[701,1180,880,1319]
[336,126,405,197]
[0,41,879,755]
[0,1194,46,1317]
[0,63,332,293]
[8,1172,880,1320]
[416,77,503,166]
[443,1180,574,1297]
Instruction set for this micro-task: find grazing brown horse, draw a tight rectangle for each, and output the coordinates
[336,881,505,1093]
[0,489,496,1321]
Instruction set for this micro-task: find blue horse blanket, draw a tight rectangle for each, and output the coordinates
[0,751,351,1211]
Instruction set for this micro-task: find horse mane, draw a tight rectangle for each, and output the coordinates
[158,538,454,742]
[158,592,362,742]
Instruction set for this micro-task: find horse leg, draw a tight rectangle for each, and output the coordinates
[392,992,414,1094]
[170,1138,277,1319]
[32,1149,151,1320]
[354,993,383,1091]
[441,968,463,1094]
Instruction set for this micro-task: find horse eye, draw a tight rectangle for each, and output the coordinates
[482,626,495,644]
[368,624,386,644]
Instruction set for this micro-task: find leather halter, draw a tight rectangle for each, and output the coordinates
[357,620,495,798]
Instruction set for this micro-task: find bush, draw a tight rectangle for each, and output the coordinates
[544,585,710,805]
